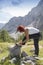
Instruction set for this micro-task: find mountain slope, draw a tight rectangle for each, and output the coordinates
[0,23,5,29]
[3,0,43,33]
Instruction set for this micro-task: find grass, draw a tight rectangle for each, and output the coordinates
[0,40,43,65]
[21,40,43,65]
[22,40,43,57]
[0,42,14,59]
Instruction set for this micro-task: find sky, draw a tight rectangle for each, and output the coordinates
[0,0,40,23]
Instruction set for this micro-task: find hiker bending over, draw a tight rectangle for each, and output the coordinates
[17,25,41,57]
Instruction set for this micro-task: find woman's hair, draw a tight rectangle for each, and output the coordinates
[17,25,25,32]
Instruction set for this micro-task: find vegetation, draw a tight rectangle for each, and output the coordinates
[0,30,43,65]
[41,31,43,39]
[0,40,43,65]
[0,30,15,43]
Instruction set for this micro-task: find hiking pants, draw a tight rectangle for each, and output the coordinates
[22,32,41,56]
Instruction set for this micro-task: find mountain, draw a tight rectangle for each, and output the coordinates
[3,0,43,33]
[0,23,5,29]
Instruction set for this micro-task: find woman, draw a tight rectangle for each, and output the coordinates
[17,25,41,56]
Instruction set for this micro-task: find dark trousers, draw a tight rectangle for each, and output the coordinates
[22,32,41,56]
[34,38,39,56]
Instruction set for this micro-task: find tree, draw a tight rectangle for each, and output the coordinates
[0,30,15,42]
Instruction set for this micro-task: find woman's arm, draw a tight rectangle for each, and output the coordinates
[19,29,29,45]
[25,29,29,42]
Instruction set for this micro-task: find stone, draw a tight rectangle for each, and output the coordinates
[9,44,21,58]
[21,51,28,57]
[30,48,35,53]
[1,57,7,62]
[9,57,16,64]
[23,56,36,62]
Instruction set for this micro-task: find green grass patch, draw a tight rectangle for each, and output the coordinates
[0,40,43,65]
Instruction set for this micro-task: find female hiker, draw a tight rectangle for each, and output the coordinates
[17,25,41,57]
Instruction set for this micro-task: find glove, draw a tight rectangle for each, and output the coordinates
[21,42,26,45]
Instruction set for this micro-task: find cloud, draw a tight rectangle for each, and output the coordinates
[0,7,31,16]
[0,0,40,10]
[0,0,23,9]
[0,0,31,23]
[11,0,22,6]
[0,21,7,23]
[0,6,31,23]
[0,0,40,23]
[0,9,12,23]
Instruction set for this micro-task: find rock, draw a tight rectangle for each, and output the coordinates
[9,44,21,58]
[21,51,28,57]
[23,56,36,61]
[30,48,35,53]
[1,57,7,62]
[21,60,36,65]
[9,57,16,64]
[21,56,36,65]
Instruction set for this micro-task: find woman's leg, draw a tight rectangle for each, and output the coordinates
[34,38,39,56]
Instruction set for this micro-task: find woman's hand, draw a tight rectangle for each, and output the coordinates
[19,40,23,45]
[19,40,26,45]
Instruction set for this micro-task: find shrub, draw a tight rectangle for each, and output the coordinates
[0,30,15,43]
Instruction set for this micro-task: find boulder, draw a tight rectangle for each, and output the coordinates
[9,44,21,58]
[9,57,16,64]
[21,51,28,57]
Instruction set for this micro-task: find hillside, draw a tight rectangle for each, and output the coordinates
[0,23,5,29]
[3,0,43,33]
